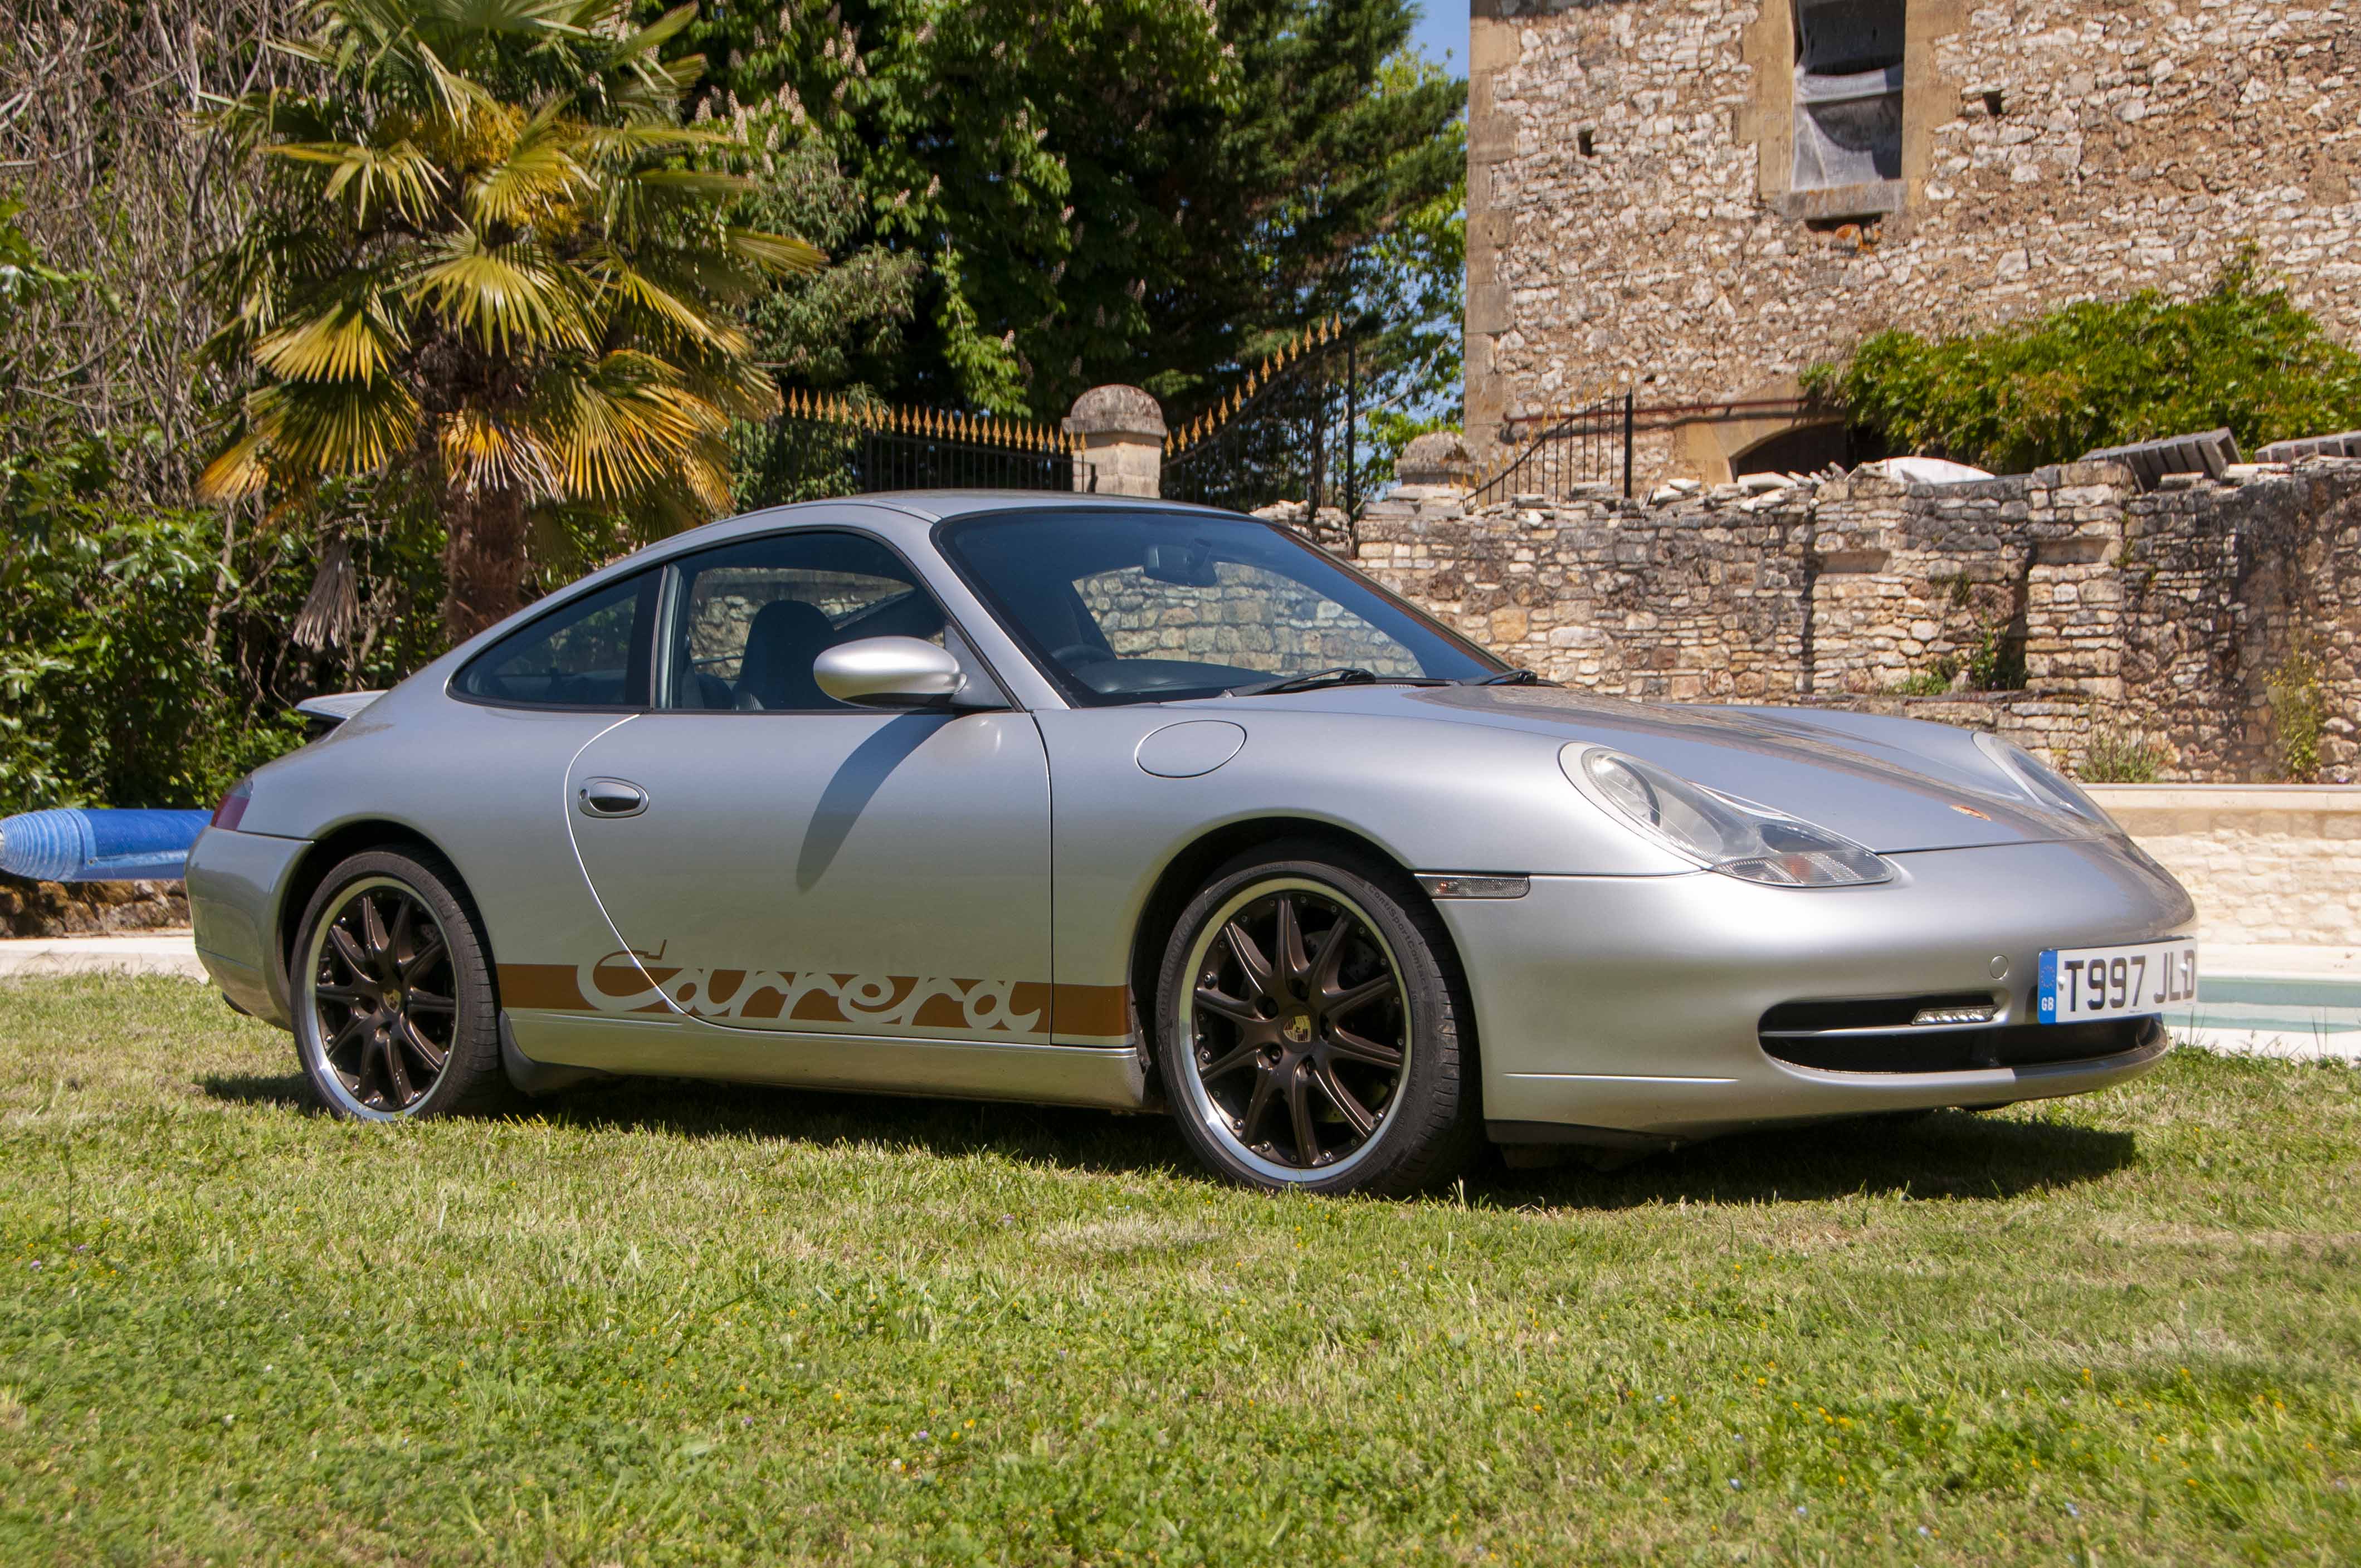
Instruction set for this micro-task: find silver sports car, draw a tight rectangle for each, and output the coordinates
[187,494,2196,1194]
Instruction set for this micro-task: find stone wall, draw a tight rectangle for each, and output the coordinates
[1466,0,2361,475]
[2086,785,2361,946]
[1,874,188,939]
[1354,455,2361,784]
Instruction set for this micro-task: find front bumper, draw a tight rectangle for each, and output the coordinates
[1437,836,2194,1141]
[185,825,311,1028]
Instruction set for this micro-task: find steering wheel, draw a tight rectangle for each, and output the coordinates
[1049,643,1111,668]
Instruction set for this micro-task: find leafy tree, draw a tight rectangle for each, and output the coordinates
[657,0,1461,419]
[0,202,316,813]
[1804,255,2361,473]
[197,0,827,641]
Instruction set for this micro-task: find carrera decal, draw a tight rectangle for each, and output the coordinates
[497,951,1131,1042]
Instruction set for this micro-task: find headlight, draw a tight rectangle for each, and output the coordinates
[1562,746,1894,887]
[1972,732,2118,831]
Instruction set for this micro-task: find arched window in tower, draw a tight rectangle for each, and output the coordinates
[1793,0,1905,190]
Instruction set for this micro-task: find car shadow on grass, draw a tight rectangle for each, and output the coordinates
[198,1066,2136,1205]
[528,1074,1198,1180]
[199,1070,316,1108]
[1496,1110,2138,1209]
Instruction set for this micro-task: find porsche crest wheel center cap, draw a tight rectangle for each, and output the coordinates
[1282,1013,1314,1044]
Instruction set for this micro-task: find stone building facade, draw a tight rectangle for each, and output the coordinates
[1466,0,2361,480]
[1353,454,2361,785]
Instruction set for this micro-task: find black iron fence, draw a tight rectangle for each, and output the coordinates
[1161,317,1367,551]
[750,392,1091,502]
[1469,391,1636,506]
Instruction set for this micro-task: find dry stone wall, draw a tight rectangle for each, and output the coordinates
[1355,456,2361,784]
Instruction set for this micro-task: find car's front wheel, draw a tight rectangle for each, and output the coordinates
[1155,844,1480,1195]
[291,848,506,1121]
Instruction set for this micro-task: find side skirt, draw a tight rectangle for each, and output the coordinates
[504,1008,1152,1111]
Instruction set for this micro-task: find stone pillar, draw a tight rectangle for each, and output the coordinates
[1064,385,1167,497]
[1394,429,1476,494]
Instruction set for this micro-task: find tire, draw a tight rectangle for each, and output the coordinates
[1154,842,1480,1196]
[290,848,508,1121]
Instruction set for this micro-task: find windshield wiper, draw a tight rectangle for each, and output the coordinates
[1223,667,1379,696]
[1227,667,1474,697]
[1459,668,1554,687]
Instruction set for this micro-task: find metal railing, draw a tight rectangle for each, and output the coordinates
[754,393,1092,501]
[1161,317,1366,550]
[1469,391,1636,506]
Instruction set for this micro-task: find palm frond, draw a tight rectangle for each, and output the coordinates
[413,39,498,127]
[255,296,409,384]
[571,123,731,163]
[537,350,728,502]
[603,3,696,69]
[625,169,760,201]
[437,403,560,497]
[726,228,829,278]
[196,428,273,503]
[272,138,448,224]
[610,52,706,121]
[467,105,589,227]
[406,233,593,353]
[203,379,420,498]
[582,250,733,349]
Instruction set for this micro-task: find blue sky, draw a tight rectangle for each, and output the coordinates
[1410,2,1469,74]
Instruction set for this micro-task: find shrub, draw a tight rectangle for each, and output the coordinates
[2265,645,2326,783]
[1803,253,2361,473]
[2078,727,2162,784]
[0,453,304,813]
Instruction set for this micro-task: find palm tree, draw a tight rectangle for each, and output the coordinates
[197,0,823,641]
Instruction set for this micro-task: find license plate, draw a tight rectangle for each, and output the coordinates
[2038,939,2198,1023]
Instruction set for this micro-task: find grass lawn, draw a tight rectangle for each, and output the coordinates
[1,976,2357,1565]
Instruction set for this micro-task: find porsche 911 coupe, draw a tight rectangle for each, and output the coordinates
[187,494,2196,1194]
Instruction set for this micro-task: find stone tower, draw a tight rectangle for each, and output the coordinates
[1466,0,2361,481]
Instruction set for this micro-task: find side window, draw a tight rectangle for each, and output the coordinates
[662,531,948,711]
[454,571,654,709]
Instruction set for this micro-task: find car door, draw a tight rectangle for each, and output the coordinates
[562,527,1058,1047]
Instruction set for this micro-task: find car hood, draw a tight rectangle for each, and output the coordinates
[1189,683,2103,853]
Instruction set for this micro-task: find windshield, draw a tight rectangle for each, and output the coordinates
[939,509,1505,706]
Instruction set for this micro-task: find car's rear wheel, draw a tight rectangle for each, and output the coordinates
[1156,845,1479,1195]
[291,849,505,1121]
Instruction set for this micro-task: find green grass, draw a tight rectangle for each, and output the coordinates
[2,977,2357,1565]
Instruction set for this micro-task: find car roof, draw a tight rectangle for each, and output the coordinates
[494,491,1258,653]
[656,490,1242,554]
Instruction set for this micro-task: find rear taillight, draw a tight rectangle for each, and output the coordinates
[211,778,253,832]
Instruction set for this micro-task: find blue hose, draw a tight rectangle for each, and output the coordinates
[0,808,212,882]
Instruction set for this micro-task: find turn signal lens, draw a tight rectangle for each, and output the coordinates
[1563,746,1894,888]
[211,777,253,832]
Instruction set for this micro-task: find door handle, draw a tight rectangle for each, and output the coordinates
[577,778,649,818]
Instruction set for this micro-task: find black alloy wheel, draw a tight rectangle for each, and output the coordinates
[1158,846,1479,1195]
[293,849,507,1121]
[1190,885,1407,1170]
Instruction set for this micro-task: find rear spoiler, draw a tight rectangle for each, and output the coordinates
[294,691,386,728]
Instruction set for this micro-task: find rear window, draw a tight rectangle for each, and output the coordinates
[453,571,656,709]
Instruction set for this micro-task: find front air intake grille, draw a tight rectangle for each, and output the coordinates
[1759,993,1997,1035]
[1760,997,2161,1074]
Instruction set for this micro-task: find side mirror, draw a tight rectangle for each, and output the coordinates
[813,636,968,710]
